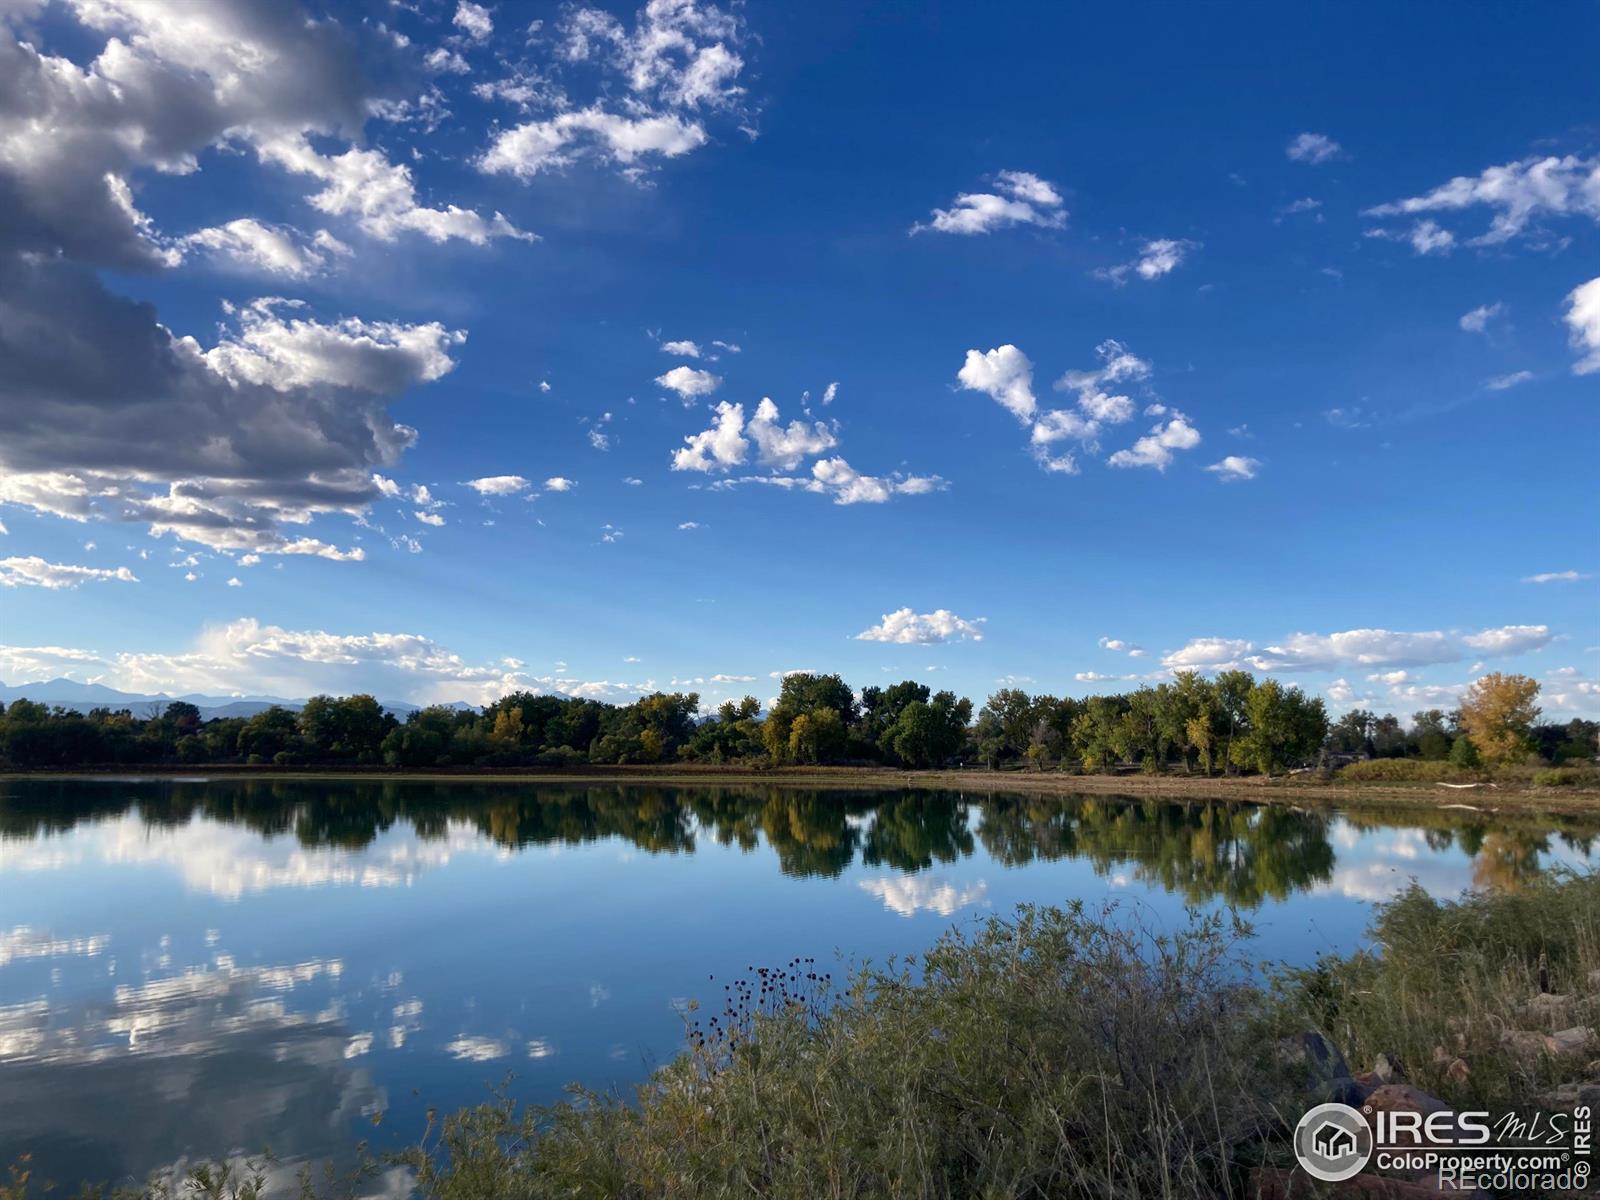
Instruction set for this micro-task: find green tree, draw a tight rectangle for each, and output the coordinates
[765,674,856,765]
[1070,696,1126,773]
[788,707,845,764]
[1231,681,1326,776]
[1214,670,1255,774]
[1449,733,1480,769]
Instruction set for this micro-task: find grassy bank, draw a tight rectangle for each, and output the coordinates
[10,873,1598,1199]
[6,761,1599,816]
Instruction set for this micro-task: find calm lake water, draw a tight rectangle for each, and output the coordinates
[2,777,1596,1190]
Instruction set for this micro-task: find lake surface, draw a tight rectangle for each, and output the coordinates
[1,777,1596,1190]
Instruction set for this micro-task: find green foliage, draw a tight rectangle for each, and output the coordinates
[1274,871,1600,1112]
[1533,766,1597,788]
[0,666,1577,781]
[1449,732,1481,769]
[1337,758,1471,782]
[762,673,856,765]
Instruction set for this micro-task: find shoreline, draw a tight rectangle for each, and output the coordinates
[4,763,1598,816]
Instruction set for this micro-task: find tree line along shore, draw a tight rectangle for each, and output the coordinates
[0,668,1594,789]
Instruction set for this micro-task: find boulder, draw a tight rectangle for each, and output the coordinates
[1549,1026,1596,1056]
[1372,1052,1406,1083]
[1502,1028,1558,1060]
[1540,1081,1600,1109]
[1522,992,1573,1025]
[1279,1030,1351,1088]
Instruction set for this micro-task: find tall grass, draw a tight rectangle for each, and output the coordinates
[8,874,1598,1200]
[1274,870,1600,1112]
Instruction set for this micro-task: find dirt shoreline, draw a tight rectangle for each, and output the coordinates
[4,763,1598,816]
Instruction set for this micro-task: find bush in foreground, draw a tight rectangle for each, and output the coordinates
[1335,758,1474,783]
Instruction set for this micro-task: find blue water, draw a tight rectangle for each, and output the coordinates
[0,779,1593,1190]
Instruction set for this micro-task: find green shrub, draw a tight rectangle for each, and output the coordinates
[1533,766,1595,788]
[1336,758,1471,783]
[1274,871,1600,1111]
[1449,734,1480,768]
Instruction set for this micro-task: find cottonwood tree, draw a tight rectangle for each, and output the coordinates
[1458,673,1541,767]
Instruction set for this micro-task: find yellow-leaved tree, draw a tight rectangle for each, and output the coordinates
[1457,672,1541,767]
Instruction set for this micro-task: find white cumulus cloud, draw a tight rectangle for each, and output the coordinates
[655,365,722,399]
[464,476,531,496]
[1565,276,1600,374]
[1205,455,1259,482]
[912,170,1067,236]
[0,557,139,590]
[855,608,986,645]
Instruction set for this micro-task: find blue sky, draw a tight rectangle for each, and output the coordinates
[0,0,1595,717]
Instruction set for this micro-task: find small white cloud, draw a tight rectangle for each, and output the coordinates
[1098,637,1146,656]
[1565,276,1600,375]
[822,381,839,405]
[1107,415,1201,471]
[1522,570,1592,584]
[1204,455,1259,482]
[425,47,472,74]
[539,380,552,393]
[958,345,1036,421]
[1286,132,1342,165]
[1096,238,1197,284]
[1461,624,1552,655]
[544,477,575,492]
[1485,370,1533,391]
[227,577,243,588]
[453,1,493,41]
[1459,302,1505,333]
[912,170,1067,235]
[465,475,531,495]
[677,521,701,530]
[855,607,985,645]
[660,339,702,357]
[0,557,139,590]
[1323,406,1369,429]
[415,511,446,526]
[655,365,721,399]
[1408,219,1455,256]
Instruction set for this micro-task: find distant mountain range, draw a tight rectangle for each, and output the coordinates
[0,677,437,720]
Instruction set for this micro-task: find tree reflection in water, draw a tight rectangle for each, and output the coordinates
[2,779,1594,907]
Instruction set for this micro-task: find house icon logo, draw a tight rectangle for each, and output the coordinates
[1294,1102,1373,1182]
